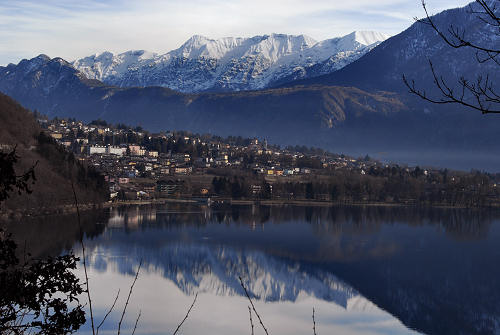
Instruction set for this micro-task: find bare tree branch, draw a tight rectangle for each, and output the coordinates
[96,289,120,335]
[469,0,500,26]
[172,293,198,335]
[248,306,254,335]
[405,1,500,114]
[403,61,500,114]
[131,310,141,335]
[419,0,500,55]
[312,308,317,335]
[71,182,96,335]
[117,260,142,335]
[238,276,269,335]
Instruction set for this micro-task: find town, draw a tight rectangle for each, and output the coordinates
[38,115,500,207]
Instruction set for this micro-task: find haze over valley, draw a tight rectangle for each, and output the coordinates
[1,2,499,170]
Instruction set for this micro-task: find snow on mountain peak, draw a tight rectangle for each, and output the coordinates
[35,54,51,62]
[175,35,213,57]
[350,31,391,46]
[95,51,114,59]
[172,33,318,61]
[123,50,157,60]
[72,31,389,92]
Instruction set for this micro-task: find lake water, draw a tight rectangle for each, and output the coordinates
[15,204,500,335]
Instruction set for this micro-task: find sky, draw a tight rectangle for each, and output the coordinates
[0,0,472,65]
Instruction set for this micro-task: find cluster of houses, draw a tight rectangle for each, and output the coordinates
[40,118,385,199]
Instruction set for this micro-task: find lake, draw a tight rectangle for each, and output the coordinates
[10,203,500,335]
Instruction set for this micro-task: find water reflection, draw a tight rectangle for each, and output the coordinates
[102,204,495,240]
[16,204,499,335]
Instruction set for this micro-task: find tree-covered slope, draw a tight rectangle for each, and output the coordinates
[0,93,108,217]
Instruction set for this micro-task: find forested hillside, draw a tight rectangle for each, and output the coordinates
[0,93,108,218]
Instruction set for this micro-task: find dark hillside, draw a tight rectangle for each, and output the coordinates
[0,93,108,218]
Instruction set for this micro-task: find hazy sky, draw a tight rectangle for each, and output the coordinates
[0,0,471,65]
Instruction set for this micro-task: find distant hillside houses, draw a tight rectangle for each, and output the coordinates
[40,116,435,201]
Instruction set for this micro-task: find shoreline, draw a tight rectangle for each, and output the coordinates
[2,197,497,222]
[107,197,499,210]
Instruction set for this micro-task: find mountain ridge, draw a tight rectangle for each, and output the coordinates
[71,31,389,92]
[3,52,500,170]
[282,2,499,94]
[0,54,406,131]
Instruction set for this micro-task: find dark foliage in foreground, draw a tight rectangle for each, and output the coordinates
[0,234,85,335]
[0,149,36,203]
[0,149,86,334]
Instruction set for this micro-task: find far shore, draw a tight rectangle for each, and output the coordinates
[106,196,499,210]
[2,196,496,222]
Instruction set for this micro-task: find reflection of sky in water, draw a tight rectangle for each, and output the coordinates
[74,206,421,335]
[71,205,500,335]
[75,262,418,335]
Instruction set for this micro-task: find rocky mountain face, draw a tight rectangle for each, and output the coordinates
[71,31,389,92]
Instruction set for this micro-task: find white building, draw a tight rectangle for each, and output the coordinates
[88,145,106,155]
[106,146,125,156]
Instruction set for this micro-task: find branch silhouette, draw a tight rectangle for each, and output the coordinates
[404,0,500,114]
[96,289,120,335]
[238,276,269,335]
[248,306,254,335]
[132,310,141,335]
[312,308,317,335]
[172,293,198,335]
[71,182,96,335]
[117,260,142,335]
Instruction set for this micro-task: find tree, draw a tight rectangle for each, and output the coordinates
[0,238,85,335]
[0,149,36,203]
[0,149,86,334]
[403,0,500,114]
[305,182,315,200]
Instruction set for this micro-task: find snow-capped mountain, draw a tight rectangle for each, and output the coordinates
[72,31,389,92]
[293,2,500,95]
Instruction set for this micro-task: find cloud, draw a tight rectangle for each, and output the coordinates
[0,0,472,65]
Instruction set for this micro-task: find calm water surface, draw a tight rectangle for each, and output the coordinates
[17,204,500,335]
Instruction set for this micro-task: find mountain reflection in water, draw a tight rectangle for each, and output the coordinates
[65,204,500,335]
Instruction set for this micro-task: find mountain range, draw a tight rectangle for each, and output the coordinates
[0,1,499,170]
[72,31,389,92]
[0,53,409,153]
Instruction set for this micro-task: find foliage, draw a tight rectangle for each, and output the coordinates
[0,149,36,203]
[36,132,108,202]
[0,149,86,334]
[209,164,499,207]
[0,234,85,335]
[89,119,109,127]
